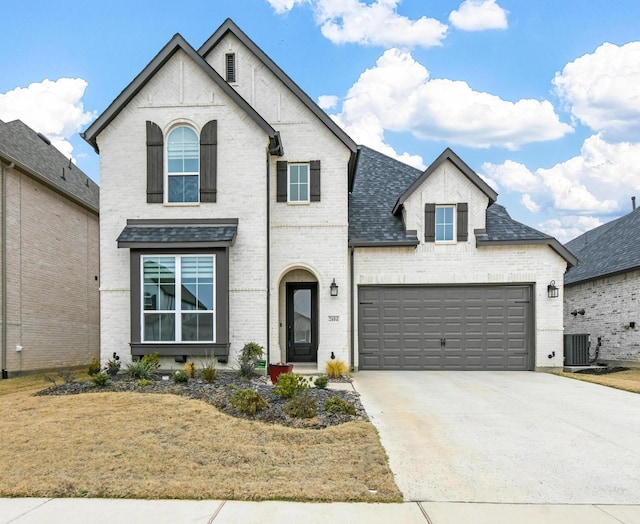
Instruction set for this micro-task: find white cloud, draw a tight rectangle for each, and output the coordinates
[333,48,571,154]
[266,0,309,14]
[553,41,640,140]
[318,95,338,110]
[0,78,95,159]
[482,159,541,192]
[449,0,508,31]
[268,0,448,48]
[538,215,603,243]
[521,194,540,213]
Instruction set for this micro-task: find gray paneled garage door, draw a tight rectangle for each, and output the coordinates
[358,285,532,370]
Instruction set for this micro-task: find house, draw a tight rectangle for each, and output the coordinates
[0,119,100,377]
[563,206,640,366]
[82,18,575,372]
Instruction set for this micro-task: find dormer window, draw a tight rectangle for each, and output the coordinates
[425,203,468,243]
[435,205,455,242]
[225,53,236,83]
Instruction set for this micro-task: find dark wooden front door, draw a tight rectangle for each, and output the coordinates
[286,283,318,362]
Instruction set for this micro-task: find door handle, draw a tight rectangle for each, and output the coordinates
[440,338,446,347]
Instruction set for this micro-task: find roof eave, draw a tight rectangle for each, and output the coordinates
[349,239,420,248]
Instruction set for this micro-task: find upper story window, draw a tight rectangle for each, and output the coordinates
[167,126,199,203]
[435,205,455,242]
[288,163,310,203]
[225,53,236,83]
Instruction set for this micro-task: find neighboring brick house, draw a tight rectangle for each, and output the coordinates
[0,119,100,377]
[83,18,575,372]
[564,208,640,366]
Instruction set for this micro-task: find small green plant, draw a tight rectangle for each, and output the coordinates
[43,369,77,386]
[201,360,217,383]
[314,375,328,389]
[127,353,160,379]
[285,395,317,418]
[326,359,349,379]
[105,358,121,377]
[231,389,269,416]
[184,361,196,379]
[272,372,311,399]
[87,358,101,376]
[141,353,161,371]
[172,370,189,384]
[324,396,357,415]
[91,372,108,386]
[237,342,264,379]
[138,379,151,387]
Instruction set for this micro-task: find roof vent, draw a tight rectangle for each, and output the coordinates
[37,132,51,146]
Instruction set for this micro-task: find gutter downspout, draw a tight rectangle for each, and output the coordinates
[350,246,355,372]
[266,149,271,363]
[1,161,13,379]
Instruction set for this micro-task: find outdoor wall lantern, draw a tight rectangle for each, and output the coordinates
[330,278,339,297]
[547,280,559,298]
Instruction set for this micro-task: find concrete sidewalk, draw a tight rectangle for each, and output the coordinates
[3,498,640,523]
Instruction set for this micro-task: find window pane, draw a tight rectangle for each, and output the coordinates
[182,313,213,341]
[168,127,199,174]
[181,257,214,311]
[143,258,175,310]
[168,175,199,203]
[435,206,454,241]
[289,164,309,202]
[144,313,175,341]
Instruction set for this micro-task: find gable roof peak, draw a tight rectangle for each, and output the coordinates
[392,147,498,215]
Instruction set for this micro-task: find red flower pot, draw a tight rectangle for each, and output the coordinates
[269,363,293,383]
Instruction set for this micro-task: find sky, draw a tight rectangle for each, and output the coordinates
[1,0,640,242]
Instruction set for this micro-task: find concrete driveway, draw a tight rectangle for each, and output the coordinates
[352,371,640,504]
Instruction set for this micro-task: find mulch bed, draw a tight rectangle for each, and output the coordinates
[36,372,366,430]
[575,366,630,375]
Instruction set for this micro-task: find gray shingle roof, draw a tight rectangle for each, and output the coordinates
[0,119,98,213]
[564,208,640,285]
[349,145,576,266]
[349,146,421,246]
[117,224,237,247]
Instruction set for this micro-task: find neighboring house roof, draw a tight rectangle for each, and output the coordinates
[198,18,359,186]
[82,32,283,156]
[0,119,99,214]
[564,208,640,285]
[117,219,238,249]
[391,147,498,215]
[350,145,577,267]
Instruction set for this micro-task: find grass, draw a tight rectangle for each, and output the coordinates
[555,367,640,394]
[0,374,401,502]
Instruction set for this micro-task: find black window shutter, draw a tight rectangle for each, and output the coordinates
[310,160,321,202]
[457,202,468,241]
[146,121,163,203]
[276,161,287,202]
[425,203,436,242]
[200,120,217,203]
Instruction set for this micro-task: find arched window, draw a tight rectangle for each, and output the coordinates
[167,126,199,203]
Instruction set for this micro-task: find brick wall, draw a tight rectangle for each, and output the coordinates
[3,165,99,374]
[564,270,640,363]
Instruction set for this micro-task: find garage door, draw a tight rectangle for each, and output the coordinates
[358,285,532,370]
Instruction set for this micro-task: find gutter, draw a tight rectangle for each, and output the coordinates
[350,247,355,372]
[1,161,13,379]
[265,149,271,362]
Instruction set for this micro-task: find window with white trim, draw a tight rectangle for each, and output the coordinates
[142,255,215,342]
[167,126,199,203]
[288,163,309,203]
[435,205,455,242]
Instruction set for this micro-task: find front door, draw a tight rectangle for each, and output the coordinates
[286,283,318,362]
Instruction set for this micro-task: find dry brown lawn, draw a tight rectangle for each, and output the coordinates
[0,375,401,502]
[555,367,640,394]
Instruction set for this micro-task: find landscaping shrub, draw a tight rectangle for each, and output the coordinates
[324,396,356,415]
[184,361,196,379]
[326,359,349,379]
[237,342,264,379]
[172,370,189,384]
[91,372,108,386]
[127,353,160,379]
[201,360,217,383]
[314,375,328,389]
[87,358,101,376]
[231,389,269,416]
[105,358,121,377]
[272,373,310,399]
[285,395,317,418]
[138,379,151,387]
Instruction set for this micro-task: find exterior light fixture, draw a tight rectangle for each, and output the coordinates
[330,278,339,297]
[547,280,559,298]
